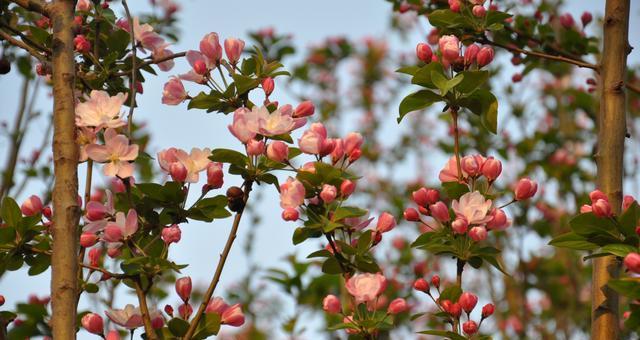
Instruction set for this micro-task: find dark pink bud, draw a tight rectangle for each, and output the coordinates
[178,303,193,320]
[451,217,468,234]
[80,232,98,247]
[170,162,188,182]
[623,195,636,211]
[85,201,107,221]
[21,195,43,216]
[581,11,593,27]
[416,43,433,63]
[592,199,613,218]
[624,252,640,274]
[431,275,440,288]
[404,208,420,222]
[282,208,299,221]
[81,313,104,335]
[476,46,494,68]
[589,190,608,203]
[459,292,478,313]
[176,276,192,302]
[463,320,478,335]
[261,77,275,96]
[469,226,487,241]
[322,295,341,314]
[487,208,508,230]
[340,180,356,197]
[413,278,429,292]
[206,162,224,189]
[481,156,502,181]
[224,38,245,65]
[320,184,338,203]
[74,35,91,53]
[514,178,537,200]
[164,304,174,317]
[294,101,315,118]
[559,13,575,29]
[376,212,396,233]
[267,141,289,163]
[162,225,182,244]
[429,201,450,222]
[512,73,523,83]
[193,59,208,75]
[482,303,495,318]
[472,5,486,17]
[387,298,408,314]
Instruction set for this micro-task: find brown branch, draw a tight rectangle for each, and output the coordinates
[0,21,51,54]
[0,28,49,65]
[592,0,630,339]
[8,0,50,16]
[482,37,598,71]
[184,180,254,339]
[49,1,81,339]
[111,51,186,77]
[79,263,128,280]
[134,279,158,340]
[627,82,640,95]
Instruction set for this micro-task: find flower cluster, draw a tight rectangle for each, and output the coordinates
[416,35,494,71]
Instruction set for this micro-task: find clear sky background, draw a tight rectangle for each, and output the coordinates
[0,1,639,339]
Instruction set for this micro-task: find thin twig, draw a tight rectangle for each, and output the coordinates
[184,180,254,339]
[8,0,50,16]
[111,51,186,77]
[121,0,136,137]
[0,21,51,54]
[627,82,640,95]
[0,28,49,65]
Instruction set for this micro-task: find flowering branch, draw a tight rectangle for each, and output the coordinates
[184,180,254,339]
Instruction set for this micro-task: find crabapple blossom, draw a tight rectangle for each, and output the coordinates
[170,162,188,182]
[581,11,593,26]
[481,156,502,181]
[205,297,245,326]
[175,277,192,303]
[439,156,467,182]
[472,5,486,17]
[206,162,224,189]
[559,13,575,29]
[404,208,420,222]
[294,100,315,118]
[162,225,182,244]
[413,278,429,292]
[105,304,144,329]
[416,43,433,63]
[514,178,538,200]
[430,201,450,222]
[81,313,104,335]
[625,253,640,274]
[439,35,460,62]
[21,195,43,216]
[266,141,289,162]
[162,77,188,105]
[279,177,305,209]
[452,217,468,234]
[199,32,223,64]
[80,232,98,247]
[459,292,478,313]
[387,298,408,314]
[340,179,356,197]
[482,303,495,318]
[376,212,396,233]
[246,139,266,156]
[487,208,508,230]
[477,46,495,67]
[589,189,608,203]
[345,273,387,303]
[452,191,493,225]
[320,184,338,203]
[463,320,478,335]
[282,208,299,221]
[75,90,127,130]
[262,77,275,96]
[85,129,138,178]
[592,199,613,218]
[464,44,480,65]
[323,295,341,314]
[74,35,91,53]
[102,209,138,243]
[224,38,245,64]
[157,147,211,183]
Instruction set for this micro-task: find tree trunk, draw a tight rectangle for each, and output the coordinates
[50,0,80,338]
[592,0,630,338]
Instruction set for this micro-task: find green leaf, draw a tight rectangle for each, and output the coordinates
[397,90,442,123]
[396,65,420,76]
[432,71,463,95]
[232,74,260,95]
[609,278,640,300]
[569,212,620,240]
[456,70,489,94]
[209,148,248,167]
[193,313,221,339]
[187,91,223,112]
[333,206,368,221]
[439,285,462,302]
[27,254,50,276]
[307,249,332,259]
[168,318,190,337]
[619,201,640,237]
[601,243,637,257]
[548,232,599,250]
[458,89,498,134]
[84,283,99,294]
[357,230,373,253]
[442,181,469,200]
[321,257,343,275]
[427,9,467,29]
[411,62,445,89]
[1,197,22,229]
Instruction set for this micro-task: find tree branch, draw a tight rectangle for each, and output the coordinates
[0,28,49,65]
[0,21,51,54]
[111,51,186,77]
[183,180,254,339]
[626,82,640,95]
[9,0,50,16]
[134,279,158,340]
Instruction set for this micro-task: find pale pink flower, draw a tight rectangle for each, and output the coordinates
[85,129,138,178]
[162,77,188,105]
[75,91,127,130]
[77,127,97,162]
[438,35,460,62]
[228,107,257,143]
[83,191,116,233]
[131,17,165,52]
[157,147,211,183]
[199,32,223,65]
[452,191,493,225]
[153,48,175,71]
[102,209,138,243]
[224,38,245,64]
[345,273,387,304]
[439,156,467,182]
[105,304,144,329]
[279,177,305,209]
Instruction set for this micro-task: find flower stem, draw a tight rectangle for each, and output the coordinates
[451,109,462,181]
[134,278,157,340]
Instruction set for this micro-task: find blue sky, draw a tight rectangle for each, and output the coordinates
[0,0,639,339]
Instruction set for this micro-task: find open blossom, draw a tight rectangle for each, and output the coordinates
[102,209,138,243]
[452,191,493,225]
[153,48,175,71]
[75,90,127,129]
[439,156,467,182]
[162,77,188,105]
[157,147,211,183]
[199,32,223,65]
[83,191,116,233]
[228,105,305,143]
[85,129,138,178]
[106,304,163,330]
[205,297,245,327]
[130,17,165,52]
[77,127,97,162]
[346,273,387,303]
[280,177,305,209]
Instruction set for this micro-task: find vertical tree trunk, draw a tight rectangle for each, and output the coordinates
[592,0,630,338]
[50,0,80,338]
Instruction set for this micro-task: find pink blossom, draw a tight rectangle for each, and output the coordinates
[514,178,538,200]
[81,313,103,335]
[624,253,640,274]
[199,33,223,65]
[452,191,493,225]
[345,273,387,303]
[206,162,224,189]
[21,195,43,216]
[102,209,138,243]
[162,77,187,105]
[162,224,181,244]
[281,208,299,221]
[298,128,325,155]
[481,156,502,181]
[477,46,495,67]
[76,0,91,11]
[294,101,315,118]
[279,177,305,209]
[221,304,245,326]
[376,212,396,233]
[320,184,337,203]
[75,91,127,129]
[463,320,478,335]
[439,156,467,182]
[267,141,289,162]
[77,127,97,162]
[340,180,356,197]
[323,295,341,314]
[228,107,257,143]
[153,48,175,71]
[430,201,450,222]
[175,277,192,303]
[85,129,138,178]
[105,305,145,329]
[131,17,165,52]
[416,43,433,63]
[438,35,460,62]
[387,298,408,314]
[451,217,468,234]
[469,226,487,241]
[246,139,265,156]
[459,292,478,313]
[404,208,420,222]
[224,38,245,64]
[157,147,211,183]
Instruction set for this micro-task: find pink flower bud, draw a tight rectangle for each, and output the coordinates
[320,138,337,157]
[413,278,429,292]
[463,320,478,335]
[21,195,43,216]
[376,212,396,233]
[514,178,537,200]
[416,43,433,63]
[294,101,315,118]
[580,204,593,213]
[344,132,364,156]
[430,201,450,222]
[452,217,468,234]
[43,206,52,219]
[476,46,494,68]
[340,180,356,197]
[106,330,119,340]
[282,208,299,221]
[438,35,460,62]
[581,11,593,27]
[472,5,486,17]
[459,292,478,313]
[464,44,480,65]
[469,226,487,241]
[404,208,420,222]
[589,190,608,203]
[193,59,208,75]
[624,253,640,274]
[320,184,338,203]
[387,298,408,314]
[592,199,613,218]
[267,141,289,163]
[170,162,188,182]
[162,224,181,244]
[162,77,188,106]
[431,275,440,289]
[322,295,341,314]
[487,208,508,230]
[482,303,495,318]
[448,302,462,318]
[85,201,107,221]
[88,247,101,267]
[200,33,222,63]
[246,139,266,156]
[261,77,274,97]
[331,139,345,162]
[512,73,523,82]
[74,35,91,53]
[206,162,224,189]
[624,195,636,211]
[81,313,104,335]
[164,304,174,317]
[481,157,502,181]
[224,38,245,65]
[427,28,439,45]
[178,303,193,320]
[559,13,575,29]
[176,276,192,303]
[102,223,123,243]
[348,148,362,162]
[80,232,99,247]
[221,303,245,327]
[412,188,429,207]
[461,155,482,177]
[448,0,460,12]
